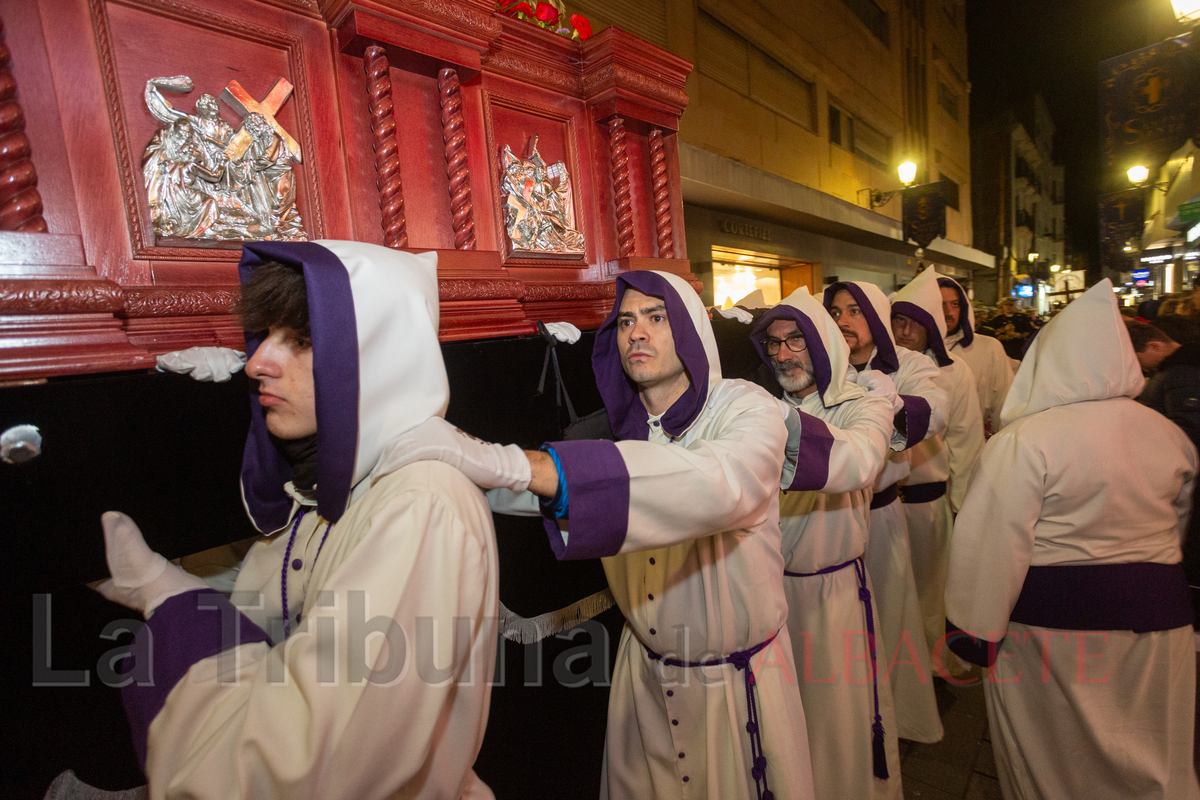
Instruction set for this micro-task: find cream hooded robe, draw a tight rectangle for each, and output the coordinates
[891,267,984,662]
[939,275,1013,436]
[751,287,902,800]
[823,279,949,743]
[946,279,1199,800]
[520,270,816,800]
[122,241,499,800]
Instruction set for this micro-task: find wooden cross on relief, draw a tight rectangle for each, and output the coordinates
[220,78,302,163]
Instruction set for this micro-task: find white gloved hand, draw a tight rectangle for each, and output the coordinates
[855,369,903,415]
[714,306,754,324]
[157,347,247,382]
[375,417,532,492]
[94,512,208,618]
[542,321,581,344]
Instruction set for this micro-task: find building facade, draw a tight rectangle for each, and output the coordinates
[570,0,993,304]
[971,94,1067,309]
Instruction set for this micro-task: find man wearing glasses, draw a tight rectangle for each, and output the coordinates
[751,287,904,800]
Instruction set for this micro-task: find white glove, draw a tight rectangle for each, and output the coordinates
[855,369,903,415]
[542,321,581,344]
[375,417,532,492]
[157,347,247,382]
[94,512,207,618]
[714,306,754,324]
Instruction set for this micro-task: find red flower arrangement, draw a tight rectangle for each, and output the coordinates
[498,0,593,41]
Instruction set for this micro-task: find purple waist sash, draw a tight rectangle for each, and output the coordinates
[898,480,946,504]
[1009,562,1193,632]
[645,633,779,800]
[870,484,899,510]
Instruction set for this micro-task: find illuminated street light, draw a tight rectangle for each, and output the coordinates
[898,161,917,186]
[1051,264,1061,272]
[1028,252,1039,263]
[1172,0,1200,25]
[1128,165,1150,185]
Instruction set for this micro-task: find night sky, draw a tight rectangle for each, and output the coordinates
[966,0,1185,279]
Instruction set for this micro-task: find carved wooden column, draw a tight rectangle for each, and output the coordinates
[608,116,634,258]
[438,67,475,251]
[0,18,46,232]
[364,45,407,248]
[648,128,673,258]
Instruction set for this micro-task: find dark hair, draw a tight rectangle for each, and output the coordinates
[1150,314,1197,346]
[1125,318,1172,353]
[236,260,310,341]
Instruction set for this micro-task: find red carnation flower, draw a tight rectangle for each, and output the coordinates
[534,2,559,23]
[508,1,533,16]
[570,13,592,40]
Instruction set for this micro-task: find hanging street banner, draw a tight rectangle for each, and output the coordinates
[1098,188,1144,273]
[902,181,946,249]
[1100,34,1199,170]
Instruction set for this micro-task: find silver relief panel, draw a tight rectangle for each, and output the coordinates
[141,76,306,243]
[500,136,585,258]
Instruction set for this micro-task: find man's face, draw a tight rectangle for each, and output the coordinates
[997,299,1016,317]
[1137,341,1174,373]
[892,313,929,353]
[828,289,874,364]
[616,288,687,392]
[765,318,816,397]
[940,286,962,334]
[246,326,317,439]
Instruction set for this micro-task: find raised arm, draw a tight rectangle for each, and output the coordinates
[540,388,786,559]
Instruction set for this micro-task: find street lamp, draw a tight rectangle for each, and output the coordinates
[859,161,919,208]
[1172,0,1200,25]
[1128,165,1150,185]
[1051,263,1061,272]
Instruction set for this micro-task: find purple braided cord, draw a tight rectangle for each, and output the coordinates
[646,633,778,799]
[785,557,888,779]
[295,522,334,628]
[280,509,308,639]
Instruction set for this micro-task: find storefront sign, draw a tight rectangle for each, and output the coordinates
[1180,199,1200,223]
[718,219,770,241]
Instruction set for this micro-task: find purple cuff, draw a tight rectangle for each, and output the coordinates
[122,589,271,769]
[784,412,834,491]
[540,439,630,560]
[899,394,931,448]
[945,620,1000,668]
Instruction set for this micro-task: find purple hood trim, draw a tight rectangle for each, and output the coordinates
[239,241,360,531]
[891,300,953,367]
[823,282,900,373]
[594,271,710,440]
[937,277,973,348]
[749,305,833,399]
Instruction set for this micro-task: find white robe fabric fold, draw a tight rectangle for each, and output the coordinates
[143,462,500,800]
[903,351,983,660]
[596,380,816,800]
[855,348,948,742]
[779,389,902,800]
[947,328,1013,436]
[947,280,1200,800]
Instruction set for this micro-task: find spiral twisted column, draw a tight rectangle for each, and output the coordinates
[0,19,46,232]
[649,128,673,258]
[608,117,634,258]
[438,68,475,251]
[364,45,406,248]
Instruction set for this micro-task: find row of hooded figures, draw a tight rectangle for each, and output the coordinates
[142,77,305,242]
